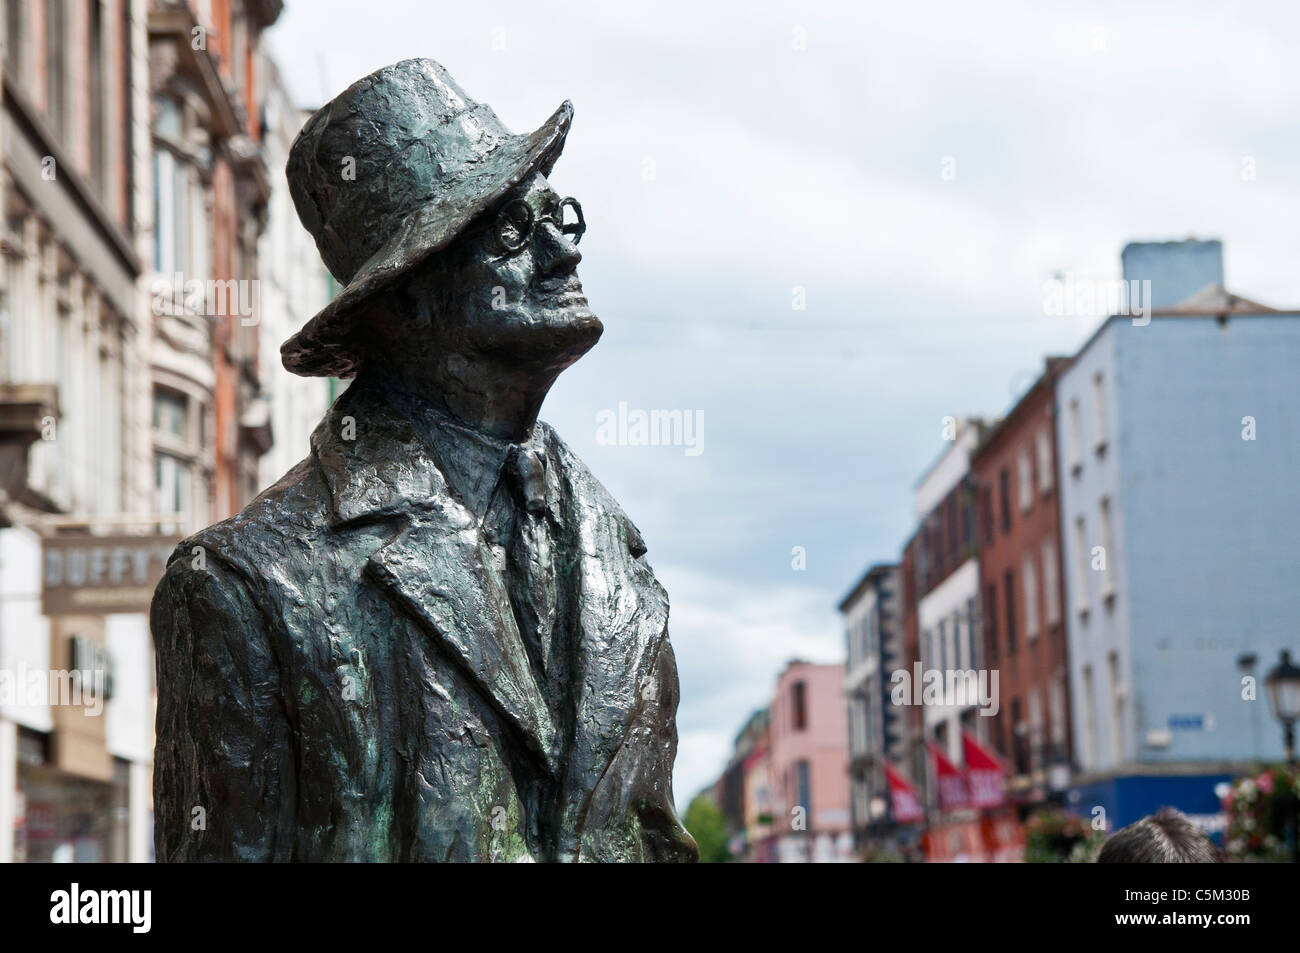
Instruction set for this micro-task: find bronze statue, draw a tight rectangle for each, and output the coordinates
[151,58,697,862]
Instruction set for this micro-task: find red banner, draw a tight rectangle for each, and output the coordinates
[884,762,924,823]
[961,732,1007,809]
[927,742,970,811]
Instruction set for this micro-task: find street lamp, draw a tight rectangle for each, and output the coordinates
[1264,650,1300,863]
[1264,650,1300,767]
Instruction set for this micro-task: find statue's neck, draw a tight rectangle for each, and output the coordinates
[357,359,554,445]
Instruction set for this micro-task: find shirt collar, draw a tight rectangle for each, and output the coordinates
[379,383,532,521]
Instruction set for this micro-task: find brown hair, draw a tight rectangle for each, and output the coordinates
[1096,807,1222,863]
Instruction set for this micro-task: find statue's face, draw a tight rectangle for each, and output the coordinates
[402,173,603,370]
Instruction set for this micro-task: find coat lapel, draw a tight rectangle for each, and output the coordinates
[543,426,669,792]
[311,385,558,774]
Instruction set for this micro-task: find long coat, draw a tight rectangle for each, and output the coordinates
[151,381,697,862]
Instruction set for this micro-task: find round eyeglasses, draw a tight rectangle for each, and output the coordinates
[493,196,585,254]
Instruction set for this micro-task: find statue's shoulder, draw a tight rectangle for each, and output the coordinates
[538,421,649,560]
[164,454,332,591]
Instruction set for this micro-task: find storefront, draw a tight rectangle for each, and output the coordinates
[0,525,171,863]
[1066,773,1232,844]
[13,729,131,862]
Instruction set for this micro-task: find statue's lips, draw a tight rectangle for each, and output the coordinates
[534,275,587,306]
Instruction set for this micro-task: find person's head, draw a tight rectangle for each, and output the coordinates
[361,171,603,384]
[281,58,600,427]
[1096,807,1221,863]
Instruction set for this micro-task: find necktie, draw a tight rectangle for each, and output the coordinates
[504,445,556,678]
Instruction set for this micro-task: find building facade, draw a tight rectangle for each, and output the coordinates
[1058,241,1300,831]
[768,660,852,862]
[0,0,155,864]
[839,562,900,850]
[0,0,281,863]
[147,0,281,530]
[912,419,988,773]
[740,710,774,862]
[970,357,1073,806]
[255,54,335,488]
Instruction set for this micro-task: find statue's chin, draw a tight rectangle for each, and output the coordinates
[496,306,604,367]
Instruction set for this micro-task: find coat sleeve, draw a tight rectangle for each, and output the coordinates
[576,630,699,863]
[151,550,296,861]
[632,637,700,863]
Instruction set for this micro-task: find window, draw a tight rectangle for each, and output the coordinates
[1036,427,1054,494]
[863,685,875,756]
[1092,372,1107,453]
[932,515,944,576]
[1022,552,1039,640]
[795,760,811,817]
[98,329,123,514]
[153,149,178,274]
[1049,674,1066,748]
[1074,515,1090,616]
[1109,651,1124,765]
[998,467,1011,533]
[981,487,994,546]
[850,698,867,757]
[1011,699,1027,774]
[153,388,207,530]
[154,452,192,517]
[962,490,976,551]
[938,619,948,672]
[46,0,66,141]
[965,597,976,670]
[1042,537,1061,626]
[153,389,187,438]
[1082,665,1097,768]
[5,0,23,79]
[947,494,958,562]
[1017,448,1033,513]
[90,0,107,199]
[1068,398,1083,474]
[792,681,807,731]
[1003,570,1017,655]
[984,583,999,663]
[1027,688,1044,774]
[1099,496,1116,604]
[951,611,963,671]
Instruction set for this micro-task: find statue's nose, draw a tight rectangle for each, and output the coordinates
[533,221,582,276]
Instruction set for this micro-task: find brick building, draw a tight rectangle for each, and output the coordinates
[970,357,1073,805]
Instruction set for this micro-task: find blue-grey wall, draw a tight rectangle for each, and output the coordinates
[1121,240,1224,309]
[1117,313,1300,763]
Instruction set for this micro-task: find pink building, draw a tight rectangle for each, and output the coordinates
[768,660,853,862]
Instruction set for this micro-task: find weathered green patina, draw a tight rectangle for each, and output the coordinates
[151,58,696,862]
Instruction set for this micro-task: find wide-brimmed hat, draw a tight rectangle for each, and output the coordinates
[281,58,573,378]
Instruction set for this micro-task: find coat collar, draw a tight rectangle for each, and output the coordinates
[308,381,668,790]
[311,383,559,772]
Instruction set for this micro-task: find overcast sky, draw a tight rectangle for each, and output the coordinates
[266,0,1300,806]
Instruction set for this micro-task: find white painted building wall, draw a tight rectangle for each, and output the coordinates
[257,61,335,492]
[917,557,981,762]
[1054,321,1135,774]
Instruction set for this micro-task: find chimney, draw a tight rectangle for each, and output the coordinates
[1120,239,1224,310]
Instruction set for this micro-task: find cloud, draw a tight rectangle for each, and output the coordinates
[265,0,1300,798]
[657,564,841,805]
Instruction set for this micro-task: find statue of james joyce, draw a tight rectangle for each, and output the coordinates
[151,58,698,863]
